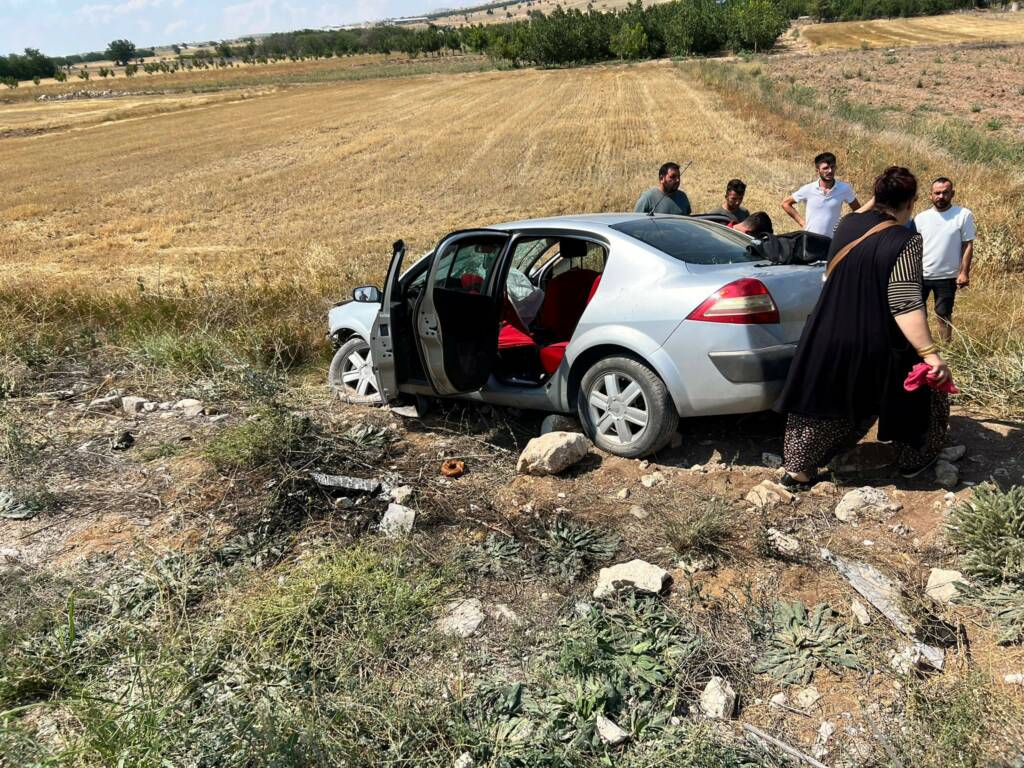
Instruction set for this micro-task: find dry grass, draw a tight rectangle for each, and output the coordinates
[803,10,1024,49]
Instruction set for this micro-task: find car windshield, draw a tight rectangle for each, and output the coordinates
[610,218,761,265]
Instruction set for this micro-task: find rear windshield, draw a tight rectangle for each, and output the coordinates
[610,218,761,265]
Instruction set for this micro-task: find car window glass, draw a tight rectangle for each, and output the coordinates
[511,237,556,274]
[610,219,760,264]
[434,235,507,293]
[550,241,607,278]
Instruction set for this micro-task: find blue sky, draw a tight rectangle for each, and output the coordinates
[0,0,453,56]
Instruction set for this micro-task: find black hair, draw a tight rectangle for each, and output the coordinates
[726,178,746,196]
[744,211,773,235]
[813,152,837,167]
[658,162,681,179]
[931,176,954,188]
[873,166,918,209]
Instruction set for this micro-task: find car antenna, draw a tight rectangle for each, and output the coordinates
[648,160,693,216]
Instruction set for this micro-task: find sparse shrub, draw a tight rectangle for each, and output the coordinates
[32,76,40,86]
[78,69,90,80]
[203,407,308,471]
[986,117,1004,131]
[53,70,67,82]
[1,76,18,89]
[916,77,924,88]
[970,103,982,112]
[664,496,732,556]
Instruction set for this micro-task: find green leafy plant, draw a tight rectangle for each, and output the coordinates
[538,519,619,584]
[754,601,862,685]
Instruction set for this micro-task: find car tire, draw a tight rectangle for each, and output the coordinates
[577,354,678,458]
[328,337,383,405]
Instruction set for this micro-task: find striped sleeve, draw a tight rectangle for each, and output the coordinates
[888,234,924,316]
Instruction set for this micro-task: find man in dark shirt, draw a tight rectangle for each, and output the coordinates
[711,179,749,223]
[634,162,692,215]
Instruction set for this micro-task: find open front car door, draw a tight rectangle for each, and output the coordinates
[369,240,406,402]
[415,230,512,396]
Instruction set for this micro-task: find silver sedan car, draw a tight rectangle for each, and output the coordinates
[327,214,825,457]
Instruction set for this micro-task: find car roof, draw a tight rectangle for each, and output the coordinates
[489,212,694,235]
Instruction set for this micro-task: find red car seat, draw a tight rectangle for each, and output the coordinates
[536,269,600,341]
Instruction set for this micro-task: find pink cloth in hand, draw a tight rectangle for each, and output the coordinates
[904,362,960,394]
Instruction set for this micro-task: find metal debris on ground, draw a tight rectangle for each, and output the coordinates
[309,472,381,494]
[440,459,466,478]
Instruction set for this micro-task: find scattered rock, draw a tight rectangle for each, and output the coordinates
[1004,673,1024,685]
[593,559,670,599]
[142,401,158,413]
[934,460,959,489]
[437,598,485,638]
[939,445,966,462]
[121,396,148,415]
[769,692,788,710]
[810,480,837,497]
[453,753,475,768]
[541,414,580,435]
[834,486,901,522]
[390,485,414,505]
[489,603,520,624]
[795,686,822,709]
[629,504,650,520]
[208,414,229,424]
[762,451,783,469]
[851,600,871,625]
[890,642,944,675]
[0,547,21,563]
[813,721,836,760]
[925,568,966,604]
[766,528,800,555]
[891,522,911,536]
[379,503,415,537]
[110,430,134,451]
[745,480,794,507]
[677,556,715,574]
[690,463,706,473]
[174,398,202,410]
[595,714,629,746]
[640,471,665,488]
[615,488,630,500]
[88,394,122,410]
[699,677,736,719]
[516,432,592,476]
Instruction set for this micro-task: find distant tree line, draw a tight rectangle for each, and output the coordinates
[0,48,56,83]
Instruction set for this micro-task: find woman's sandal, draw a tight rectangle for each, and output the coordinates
[779,471,824,491]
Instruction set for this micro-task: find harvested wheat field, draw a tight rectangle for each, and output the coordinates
[803,10,1024,48]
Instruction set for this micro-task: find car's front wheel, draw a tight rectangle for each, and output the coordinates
[577,354,678,458]
[329,337,383,405]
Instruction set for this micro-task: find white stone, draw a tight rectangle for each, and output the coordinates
[746,480,794,507]
[1004,673,1024,685]
[834,486,901,522]
[122,396,148,415]
[813,721,836,760]
[615,488,630,500]
[767,528,800,555]
[640,471,665,488]
[890,642,944,674]
[88,394,122,410]
[516,432,592,476]
[769,692,788,709]
[173,398,202,410]
[939,445,966,462]
[762,452,783,469]
[678,556,715,574]
[811,480,837,497]
[390,485,414,505]
[437,598,485,638]
[851,600,871,625]
[629,505,650,520]
[540,414,580,435]
[595,714,629,746]
[142,401,158,412]
[379,503,415,537]
[453,753,475,768]
[935,460,959,489]
[699,677,736,719]
[925,568,966,604]
[0,547,21,563]
[795,686,822,709]
[593,559,670,599]
[490,603,520,624]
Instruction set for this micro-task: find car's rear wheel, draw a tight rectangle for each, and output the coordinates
[577,355,678,458]
[329,337,383,405]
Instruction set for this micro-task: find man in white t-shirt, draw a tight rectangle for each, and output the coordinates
[781,151,861,236]
[913,177,975,342]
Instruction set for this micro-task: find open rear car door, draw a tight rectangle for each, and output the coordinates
[415,230,512,396]
[368,240,406,402]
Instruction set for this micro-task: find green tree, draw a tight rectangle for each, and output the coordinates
[728,0,788,52]
[611,21,649,59]
[106,39,136,65]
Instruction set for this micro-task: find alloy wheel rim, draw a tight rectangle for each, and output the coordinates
[339,345,379,398]
[587,372,649,446]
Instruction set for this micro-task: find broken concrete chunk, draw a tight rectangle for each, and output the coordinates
[379,503,415,537]
[851,600,871,625]
[595,714,629,746]
[121,396,148,415]
[593,559,670,599]
[309,472,381,495]
[516,432,591,476]
[939,445,966,462]
[746,480,794,508]
[699,676,736,719]
[834,486,901,522]
[640,471,665,488]
[925,568,966,604]
[766,528,800,555]
[389,485,414,505]
[795,685,822,709]
[934,460,960,489]
[540,414,580,435]
[437,598,485,638]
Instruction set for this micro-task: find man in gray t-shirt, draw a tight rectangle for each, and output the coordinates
[635,162,692,215]
[709,178,749,223]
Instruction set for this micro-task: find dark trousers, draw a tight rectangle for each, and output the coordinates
[922,278,957,321]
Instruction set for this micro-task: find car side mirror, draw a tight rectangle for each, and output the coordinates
[352,286,382,303]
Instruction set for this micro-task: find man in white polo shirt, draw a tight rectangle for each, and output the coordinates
[781,152,861,236]
[914,177,975,342]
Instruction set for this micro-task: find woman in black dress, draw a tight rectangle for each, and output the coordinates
[776,166,952,486]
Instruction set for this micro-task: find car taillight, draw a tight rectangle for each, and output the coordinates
[686,278,780,325]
